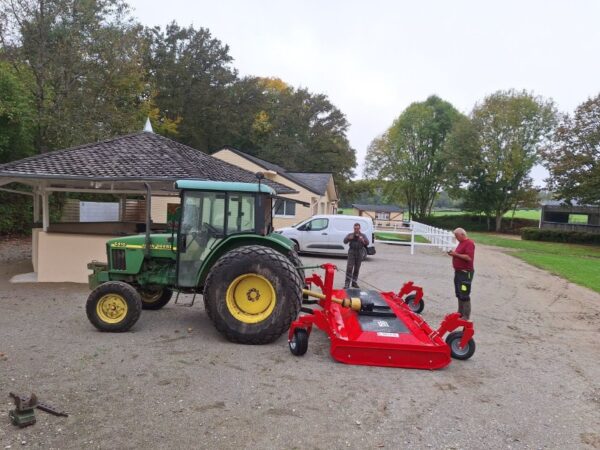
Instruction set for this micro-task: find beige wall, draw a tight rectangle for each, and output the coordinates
[35,231,113,283]
[151,195,180,224]
[212,149,337,229]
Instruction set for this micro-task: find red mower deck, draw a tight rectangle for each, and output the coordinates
[288,264,475,369]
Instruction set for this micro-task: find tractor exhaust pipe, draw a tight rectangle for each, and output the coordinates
[144,182,152,257]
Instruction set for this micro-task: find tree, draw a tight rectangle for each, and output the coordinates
[145,23,238,152]
[364,95,462,219]
[0,62,35,163]
[0,0,148,151]
[542,94,600,205]
[446,90,556,231]
[221,76,356,182]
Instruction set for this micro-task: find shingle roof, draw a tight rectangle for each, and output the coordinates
[286,172,332,196]
[218,147,333,195]
[0,132,295,194]
[352,204,404,213]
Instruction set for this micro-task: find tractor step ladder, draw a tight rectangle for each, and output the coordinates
[174,291,197,307]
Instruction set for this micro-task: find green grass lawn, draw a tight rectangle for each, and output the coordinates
[432,209,541,219]
[432,209,588,223]
[375,231,429,244]
[470,232,600,294]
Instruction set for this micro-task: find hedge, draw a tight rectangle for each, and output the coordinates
[521,227,600,245]
[0,192,33,235]
[419,214,538,233]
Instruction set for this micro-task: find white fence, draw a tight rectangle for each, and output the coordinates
[374,220,456,254]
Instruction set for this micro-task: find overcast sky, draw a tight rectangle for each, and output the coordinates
[128,0,600,186]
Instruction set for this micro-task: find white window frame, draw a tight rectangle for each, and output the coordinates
[376,211,390,220]
[274,199,296,217]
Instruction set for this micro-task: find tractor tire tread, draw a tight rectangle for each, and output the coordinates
[203,245,302,345]
[86,281,142,332]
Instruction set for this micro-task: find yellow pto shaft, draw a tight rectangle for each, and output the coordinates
[302,289,362,312]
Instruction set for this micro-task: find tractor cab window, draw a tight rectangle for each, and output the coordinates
[178,191,226,287]
[227,194,256,234]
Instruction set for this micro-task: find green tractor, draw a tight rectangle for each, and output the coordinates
[86,179,304,344]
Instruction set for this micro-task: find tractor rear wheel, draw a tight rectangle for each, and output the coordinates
[139,286,173,310]
[288,250,306,283]
[203,245,303,344]
[86,281,142,332]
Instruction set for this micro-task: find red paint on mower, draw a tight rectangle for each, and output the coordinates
[288,264,475,369]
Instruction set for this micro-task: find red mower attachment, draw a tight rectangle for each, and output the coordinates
[288,264,475,369]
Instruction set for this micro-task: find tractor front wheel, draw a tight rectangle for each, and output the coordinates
[139,286,173,310]
[203,245,303,344]
[86,281,142,332]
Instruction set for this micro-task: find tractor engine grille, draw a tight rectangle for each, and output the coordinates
[111,249,126,270]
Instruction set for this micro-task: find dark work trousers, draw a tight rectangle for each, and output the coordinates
[454,270,474,320]
[344,249,362,288]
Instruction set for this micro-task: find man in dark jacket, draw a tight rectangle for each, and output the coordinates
[447,227,475,320]
[343,223,369,289]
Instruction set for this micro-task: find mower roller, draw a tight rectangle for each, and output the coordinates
[288,264,475,369]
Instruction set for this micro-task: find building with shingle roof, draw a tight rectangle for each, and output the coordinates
[0,132,293,193]
[212,146,338,228]
[0,130,296,283]
[351,204,404,227]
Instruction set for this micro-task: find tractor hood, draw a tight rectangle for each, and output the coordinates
[107,234,176,252]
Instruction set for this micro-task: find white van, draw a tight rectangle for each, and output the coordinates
[275,215,376,257]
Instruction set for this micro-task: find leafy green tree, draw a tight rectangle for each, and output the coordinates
[0,0,148,151]
[0,62,35,163]
[145,23,238,152]
[542,94,600,205]
[364,95,462,219]
[337,179,389,208]
[446,90,556,231]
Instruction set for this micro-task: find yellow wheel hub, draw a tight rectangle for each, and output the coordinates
[96,294,128,324]
[226,274,276,324]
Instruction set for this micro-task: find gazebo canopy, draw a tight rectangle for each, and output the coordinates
[0,131,294,195]
[0,131,295,230]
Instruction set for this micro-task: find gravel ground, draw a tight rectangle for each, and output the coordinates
[0,236,599,449]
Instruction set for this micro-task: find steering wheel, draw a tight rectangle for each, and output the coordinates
[201,222,219,236]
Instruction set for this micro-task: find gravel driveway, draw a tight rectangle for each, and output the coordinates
[0,236,599,449]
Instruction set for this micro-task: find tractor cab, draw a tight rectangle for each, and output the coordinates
[174,180,275,287]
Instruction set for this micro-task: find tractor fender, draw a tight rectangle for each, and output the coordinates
[194,234,294,289]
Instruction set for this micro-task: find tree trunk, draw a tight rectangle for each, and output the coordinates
[495,214,503,232]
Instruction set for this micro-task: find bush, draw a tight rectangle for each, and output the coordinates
[0,192,33,235]
[420,214,537,233]
[521,227,600,245]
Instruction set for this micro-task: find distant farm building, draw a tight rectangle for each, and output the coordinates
[540,201,600,234]
[350,204,404,228]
